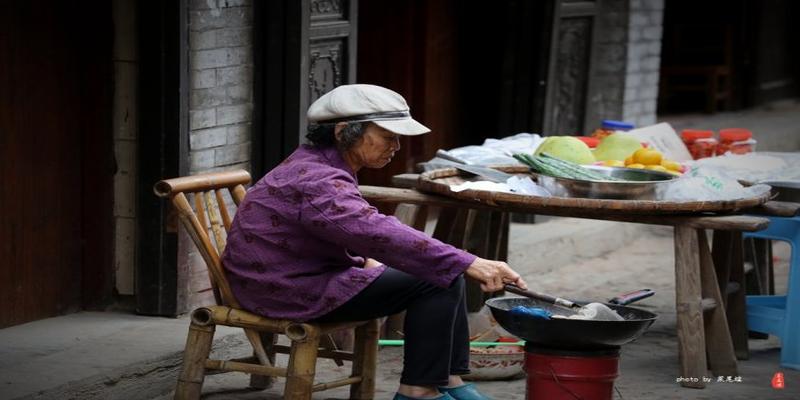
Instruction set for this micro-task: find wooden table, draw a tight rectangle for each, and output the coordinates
[361,176,777,389]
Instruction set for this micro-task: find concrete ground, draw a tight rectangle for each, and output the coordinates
[4,219,797,400]
[2,102,800,400]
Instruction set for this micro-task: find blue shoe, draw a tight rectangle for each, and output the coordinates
[393,393,455,400]
[437,383,492,400]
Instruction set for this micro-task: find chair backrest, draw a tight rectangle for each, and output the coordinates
[154,170,251,307]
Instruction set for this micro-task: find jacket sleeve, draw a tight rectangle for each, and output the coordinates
[300,171,475,288]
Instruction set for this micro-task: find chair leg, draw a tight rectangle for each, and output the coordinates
[284,328,321,400]
[350,319,380,400]
[174,323,215,400]
[249,332,277,390]
[780,245,800,369]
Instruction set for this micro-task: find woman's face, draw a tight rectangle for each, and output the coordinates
[340,123,401,170]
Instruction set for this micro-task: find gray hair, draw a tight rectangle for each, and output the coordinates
[305,122,367,150]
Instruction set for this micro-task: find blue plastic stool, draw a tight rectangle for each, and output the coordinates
[743,215,800,370]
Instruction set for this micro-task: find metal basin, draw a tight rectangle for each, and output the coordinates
[535,165,677,200]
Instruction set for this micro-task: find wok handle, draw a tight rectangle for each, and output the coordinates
[503,284,578,309]
[608,288,655,305]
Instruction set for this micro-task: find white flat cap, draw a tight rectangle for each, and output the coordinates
[307,84,431,136]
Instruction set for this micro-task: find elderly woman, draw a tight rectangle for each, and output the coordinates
[222,84,527,400]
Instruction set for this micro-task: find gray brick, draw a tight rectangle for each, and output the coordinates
[626,73,643,87]
[190,149,216,170]
[638,114,657,126]
[624,87,639,102]
[192,69,216,89]
[644,72,660,86]
[642,56,661,72]
[219,0,252,7]
[640,86,659,100]
[628,27,643,42]
[206,161,251,174]
[649,10,663,25]
[217,104,253,125]
[190,109,216,130]
[190,8,251,32]
[191,86,228,108]
[630,12,648,27]
[190,127,227,150]
[189,0,216,11]
[627,43,648,61]
[218,65,252,86]
[192,47,251,69]
[226,124,250,144]
[648,0,665,11]
[642,26,662,41]
[215,142,251,165]
[642,99,658,114]
[217,27,251,47]
[227,84,251,103]
[624,100,643,115]
[646,42,662,58]
[190,30,216,50]
[626,57,642,74]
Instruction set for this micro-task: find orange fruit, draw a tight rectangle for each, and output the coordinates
[660,159,682,172]
[627,163,645,169]
[603,159,625,167]
[633,148,663,165]
[624,156,634,165]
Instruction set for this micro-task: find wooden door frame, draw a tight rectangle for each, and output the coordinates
[135,0,189,316]
[252,0,358,178]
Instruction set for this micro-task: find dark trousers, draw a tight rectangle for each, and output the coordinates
[314,267,470,386]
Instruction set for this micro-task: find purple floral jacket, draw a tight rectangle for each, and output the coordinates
[221,144,475,321]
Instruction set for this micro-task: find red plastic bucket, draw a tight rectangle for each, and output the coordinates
[524,346,620,400]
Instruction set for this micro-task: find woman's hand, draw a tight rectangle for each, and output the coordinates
[363,257,383,269]
[464,257,528,292]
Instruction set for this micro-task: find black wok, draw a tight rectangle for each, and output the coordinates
[486,296,657,349]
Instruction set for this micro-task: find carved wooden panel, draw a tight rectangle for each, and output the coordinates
[550,17,592,135]
[310,0,344,21]
[301,0,356,135]
[308,40,344,104]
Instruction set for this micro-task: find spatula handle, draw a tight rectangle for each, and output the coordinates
[504,284,577,309]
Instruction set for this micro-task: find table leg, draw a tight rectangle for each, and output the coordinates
[674,226,708,388]
[712,230,750,359]
[698,230,739,375]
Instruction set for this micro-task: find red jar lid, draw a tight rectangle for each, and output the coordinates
[681,129,714,141]
[719,128,752,142]
[576,136,600,148]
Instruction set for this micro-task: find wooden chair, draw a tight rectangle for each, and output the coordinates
[154,170,379,400]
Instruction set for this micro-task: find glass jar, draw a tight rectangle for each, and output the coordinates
[717,128,756,155]
[681,129,718,160]
[590,120,635,140]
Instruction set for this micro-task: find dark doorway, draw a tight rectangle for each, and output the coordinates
[135,0,189,316]
[356,0,553,186]
[0,0,114,328]
[659,0,800,114]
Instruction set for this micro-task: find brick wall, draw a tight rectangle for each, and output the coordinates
[622,0,664,126]
[182,0,254,310]
[585,0,630,130]
[188,0,253,175]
